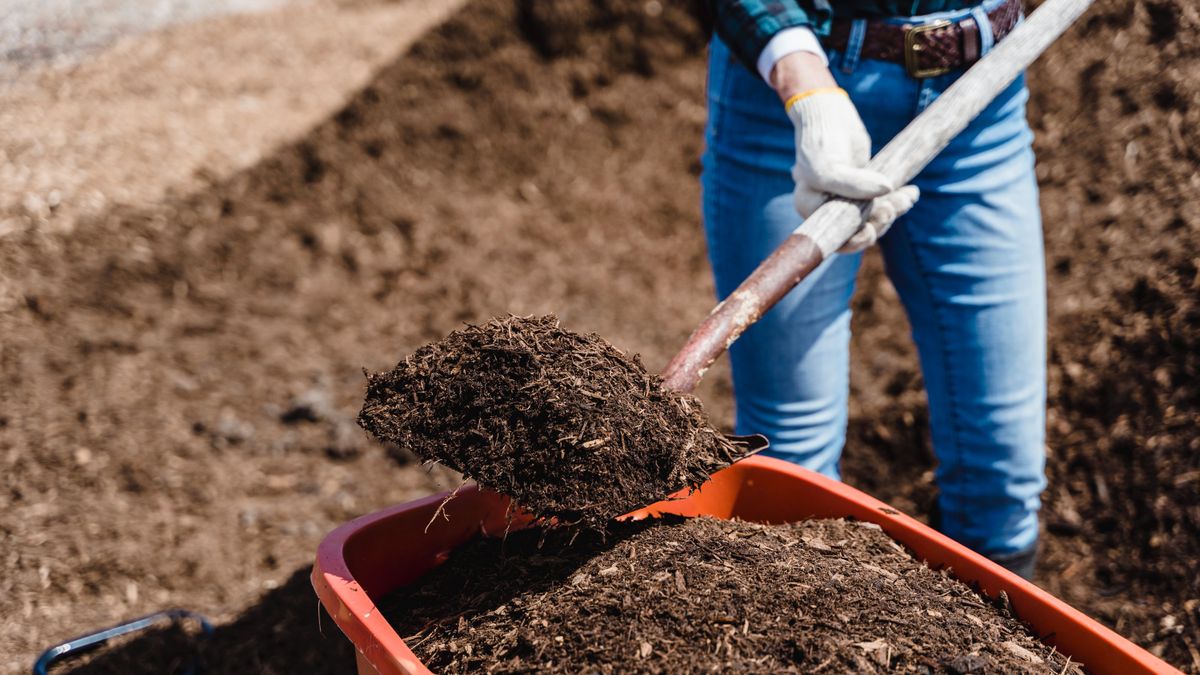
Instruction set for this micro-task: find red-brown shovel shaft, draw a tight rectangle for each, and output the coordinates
[659,229,830,392]
[660,0,1095,394]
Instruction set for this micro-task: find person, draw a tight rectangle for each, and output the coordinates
[705,0,1044,578]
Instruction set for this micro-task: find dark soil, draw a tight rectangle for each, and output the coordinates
[383,516,1081,673]
[359,315,744,528]
[846,0,1200,663]
[1018,0,1200,656]
[3,0,1197,671]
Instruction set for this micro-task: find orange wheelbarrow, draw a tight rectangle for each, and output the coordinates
[312,455,1180,675]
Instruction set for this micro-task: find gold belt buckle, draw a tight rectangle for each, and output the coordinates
[904,19,954,79]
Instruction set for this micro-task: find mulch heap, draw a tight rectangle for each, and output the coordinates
[358,315,746,529]
[383,516,1082,673]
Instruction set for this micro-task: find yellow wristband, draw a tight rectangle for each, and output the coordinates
[783,87,847,110]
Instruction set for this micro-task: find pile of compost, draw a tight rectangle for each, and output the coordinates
[358,315,746,528]
[383,516,1081,673]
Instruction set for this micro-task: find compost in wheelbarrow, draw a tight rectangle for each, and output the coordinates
[380,515,1077,672]
[311,457,1181,675]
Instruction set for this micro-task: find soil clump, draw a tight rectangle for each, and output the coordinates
[383,516,1081,673]
[359,315,744,529]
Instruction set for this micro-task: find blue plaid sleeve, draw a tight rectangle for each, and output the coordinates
[713,0,835,78]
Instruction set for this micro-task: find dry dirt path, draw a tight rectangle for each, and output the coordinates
[0,1,464,670]
[0,0,461,306]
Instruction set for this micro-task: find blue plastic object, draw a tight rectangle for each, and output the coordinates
[33,609,213,675]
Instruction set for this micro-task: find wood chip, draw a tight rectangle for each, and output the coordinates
[1003,640,1044,663]
[804,536,833,552]
[862,563,898,580]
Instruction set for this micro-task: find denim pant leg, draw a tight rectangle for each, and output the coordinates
[702,38,861,479]
[703,31,1046,558]
[878,74,1047,557]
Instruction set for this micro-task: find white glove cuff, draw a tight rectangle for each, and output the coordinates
[784,87,851,131]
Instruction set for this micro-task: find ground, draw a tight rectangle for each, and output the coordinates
[0,0,1196,672]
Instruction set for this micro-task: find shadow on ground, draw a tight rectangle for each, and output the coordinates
[60,568,355,675]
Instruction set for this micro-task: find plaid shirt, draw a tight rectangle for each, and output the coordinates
[714,0,979,76]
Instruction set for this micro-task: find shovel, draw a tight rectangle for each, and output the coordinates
[659,0,1095,396]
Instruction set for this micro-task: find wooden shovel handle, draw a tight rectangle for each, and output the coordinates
[661,0,1095,393]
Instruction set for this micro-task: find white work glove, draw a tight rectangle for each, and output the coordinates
[786,88,920,253]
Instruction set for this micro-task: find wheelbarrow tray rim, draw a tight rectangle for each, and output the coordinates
[312,455,1179,675]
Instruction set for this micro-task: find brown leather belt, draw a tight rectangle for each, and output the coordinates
[823,0,1023,79]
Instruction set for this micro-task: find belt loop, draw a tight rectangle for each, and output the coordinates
[840,19,869,74]
[970,5,995,55]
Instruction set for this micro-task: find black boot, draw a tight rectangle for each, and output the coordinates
[988,543,1039,581]
[927,500,1039,581]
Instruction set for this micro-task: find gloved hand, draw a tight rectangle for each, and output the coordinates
[786,87,920,253]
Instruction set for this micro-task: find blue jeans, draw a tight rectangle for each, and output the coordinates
[701,4,1045,558]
